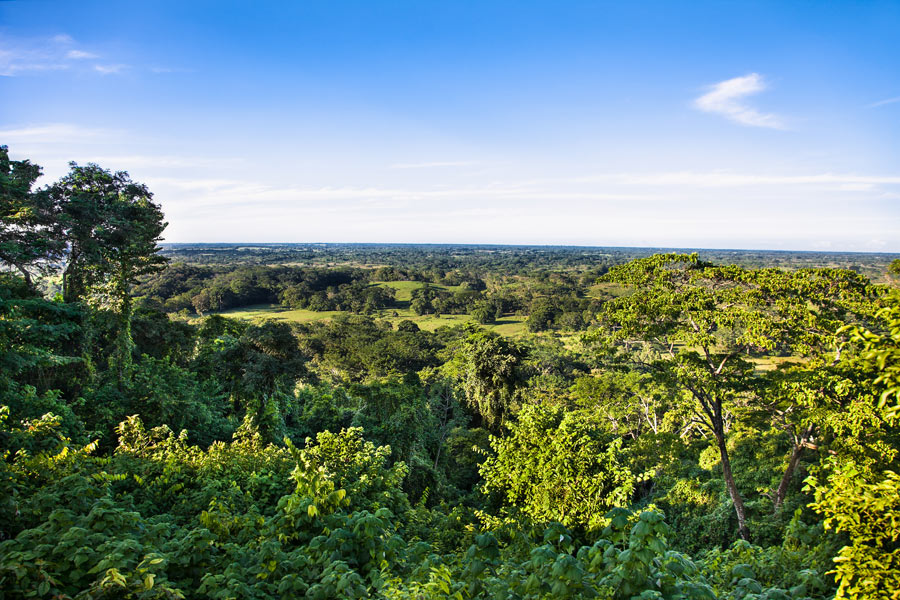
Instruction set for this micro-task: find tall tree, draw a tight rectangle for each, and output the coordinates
[593,253,876,540]
[448,327,525,431]
[0,146,63,288]
[48,163,167,379]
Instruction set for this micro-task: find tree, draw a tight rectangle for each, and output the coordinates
[593,253,876,540]
[450,328,524,431]
[0,274,82,401]
[48,163,167,379]
[471,302,495,325]
[197,319,306,442]
[526,298,558,332]
[808,299,900,598]
[0,146,63,288]
[571,370,675,440]
[889,258,900,281]
[49,163,166,304]
[480,404,635,531]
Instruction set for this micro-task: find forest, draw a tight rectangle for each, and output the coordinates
[2,145,900,599]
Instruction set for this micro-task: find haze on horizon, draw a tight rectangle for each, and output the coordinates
[1,1,899,252]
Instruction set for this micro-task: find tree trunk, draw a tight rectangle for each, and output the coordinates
[63,264,81,303]
[773,425,815,512]
[11,261,33,288]
[700,389,751,541]
[62,246,81,303]
[113,262,134,386]
[716,430,750,541]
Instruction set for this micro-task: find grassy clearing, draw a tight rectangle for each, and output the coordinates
[216,301,528,336]
[588,281,630,299]
[372,280,463,302]
[488,317,529,337]
[218,304,343,324]
[373,280,425,301]
[383,308,527,336]
[748,355,805,372]
[216,280,524,335]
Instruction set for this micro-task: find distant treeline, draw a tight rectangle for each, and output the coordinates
[159,242,900,283]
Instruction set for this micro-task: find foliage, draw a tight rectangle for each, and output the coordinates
[299,427,410,516]
[449,328,525,430]
[481,404,636,532]
[592,253,878,541]
[0,146,64,288]
[888,258,900,279]
[807,299,900,599]
[2,151,897,600]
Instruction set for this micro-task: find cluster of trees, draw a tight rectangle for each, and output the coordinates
[1,146,166,381]
[281,277,396,313]
[408,285,484,318]
[2,147,900,598]
[133,265,394,315]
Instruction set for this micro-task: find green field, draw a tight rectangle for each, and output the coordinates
[218,305,343,323]
[587,281,631,299]
[372,280,465,301]
[217,298,528,336]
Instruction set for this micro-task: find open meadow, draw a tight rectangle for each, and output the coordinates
[218,279,529,335]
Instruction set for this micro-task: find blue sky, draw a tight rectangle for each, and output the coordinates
[2,1,899,250]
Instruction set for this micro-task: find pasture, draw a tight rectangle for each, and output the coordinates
[216,279,529,336]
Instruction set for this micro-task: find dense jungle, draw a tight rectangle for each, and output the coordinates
[2,147,900,599]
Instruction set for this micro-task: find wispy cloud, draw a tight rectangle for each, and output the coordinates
[66,49,98,60]
[87,155,243,169]
[868,96,900,108]
[149,66,193,74]
[550,171,900,187]
[0,61,69,76]
[390,161,476,169]
[0,33,104,76]
[0,123,119,143]
[0,38,68,76]
[693,73,784,129]
[146,169,900,216]
[153,170,898,249]
[94,64,128,75]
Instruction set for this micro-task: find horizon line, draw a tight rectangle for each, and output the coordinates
[158,242,900,256]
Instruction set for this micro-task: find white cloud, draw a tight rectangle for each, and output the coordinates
[868,96,900,108]
[519,171,900,191]
[0,123,118,143]
[4,141,894,249]
[839,182,876,192]
[133,164,899,248]
[390,161,476,169]
[66,49,99,60]
[86,155,243,169]
[144,168,900,217]
[0,62,69,76]
[94,64,128,75]
[693,73,784,129]
[149,66,193,74]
